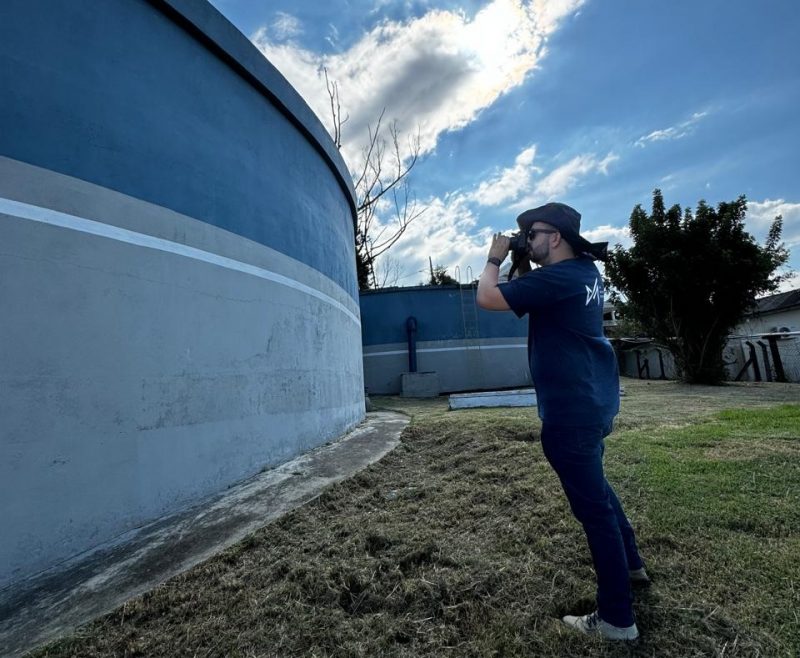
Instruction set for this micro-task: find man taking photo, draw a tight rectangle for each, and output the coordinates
[476,202,649,641]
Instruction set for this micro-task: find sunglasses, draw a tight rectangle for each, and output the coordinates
[527,228,559,240]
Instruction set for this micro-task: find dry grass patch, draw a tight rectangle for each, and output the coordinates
[31,379,799,657]
[704,438,800,461]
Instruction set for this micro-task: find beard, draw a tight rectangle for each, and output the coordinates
[528,242,550,265]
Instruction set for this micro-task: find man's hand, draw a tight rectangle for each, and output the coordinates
[488,233,511,262]
[477,233,511,311]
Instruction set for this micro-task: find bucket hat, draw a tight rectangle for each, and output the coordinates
[516,202,608,261]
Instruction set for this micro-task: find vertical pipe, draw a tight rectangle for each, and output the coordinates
[406,316,417,373]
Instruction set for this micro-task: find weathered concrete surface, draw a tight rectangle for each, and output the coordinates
[449,389,537,409]
[400,371,441,398]
[0,411,408,658]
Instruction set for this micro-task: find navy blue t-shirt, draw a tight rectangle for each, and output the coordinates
[499,256,619,426]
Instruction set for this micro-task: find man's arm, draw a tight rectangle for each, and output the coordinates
[477,233,511,311]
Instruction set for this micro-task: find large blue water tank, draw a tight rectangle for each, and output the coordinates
[0,0,363,588]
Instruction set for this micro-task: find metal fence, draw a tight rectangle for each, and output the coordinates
[616,332,800,383]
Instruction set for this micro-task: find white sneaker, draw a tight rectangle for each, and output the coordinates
[562,611,639,641]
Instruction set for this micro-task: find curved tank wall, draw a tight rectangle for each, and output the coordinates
[0,0,364,589]
[360,286,532,394]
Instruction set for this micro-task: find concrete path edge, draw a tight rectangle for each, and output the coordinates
[0,410,409,657]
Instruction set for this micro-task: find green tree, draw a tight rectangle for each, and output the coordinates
[605,189,790,384]
[428,264,459,286]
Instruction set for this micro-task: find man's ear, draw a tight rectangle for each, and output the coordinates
[555,233,575,256]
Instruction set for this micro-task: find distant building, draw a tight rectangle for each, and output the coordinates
[603,301,621,330]
[611,288,800,383]
[736,289,800,336]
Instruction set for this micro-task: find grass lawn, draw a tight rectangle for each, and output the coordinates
[32,379,799,657]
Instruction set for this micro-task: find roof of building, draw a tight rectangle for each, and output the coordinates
[751,288,800,316]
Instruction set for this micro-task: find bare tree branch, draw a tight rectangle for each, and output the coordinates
[323,67,348,149]
[325,72,425,289]
[374,255,403,288]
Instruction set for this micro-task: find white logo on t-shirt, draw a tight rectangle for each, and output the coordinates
[585,278,601,306]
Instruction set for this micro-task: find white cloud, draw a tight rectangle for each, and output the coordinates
[251,1,596,283]
[582,224,631,249]
[509,151,618,209]
[325,23,340,48]
[373,198,631,288]
[271,12,303,41]
[371,144,624,284]
[776,271,800,293]
[746,199,800,293]
[532,154,596,198]
[250,31,324,106]
[635,110,709,147]
[469,145,538,206]
[371,193,494,285]
[595,152,618,175]
[747,198,800,248]
[251,0,586,170]
[534,152,619,198]
[466,144,618,211]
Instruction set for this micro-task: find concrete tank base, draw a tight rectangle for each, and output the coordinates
[400,372,441,398]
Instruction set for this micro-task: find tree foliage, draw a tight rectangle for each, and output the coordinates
[428,264,459,286]
[325,70,424,290]
[605,189,790,384]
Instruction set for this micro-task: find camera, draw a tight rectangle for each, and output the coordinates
[505,231,530,281]
[507,231,529,261]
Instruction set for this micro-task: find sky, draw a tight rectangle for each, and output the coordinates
[208,0,800,291]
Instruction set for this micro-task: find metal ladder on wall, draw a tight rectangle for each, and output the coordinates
[459,269,480,340]
[456,266,484,386]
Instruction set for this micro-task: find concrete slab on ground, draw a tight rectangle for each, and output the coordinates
[0,411,408,658]
[449,389,537,409]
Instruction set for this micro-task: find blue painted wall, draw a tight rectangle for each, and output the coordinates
[0,0,358,299]
[0,0,364,589]
[360,286,531,393]
[360,285,527,345]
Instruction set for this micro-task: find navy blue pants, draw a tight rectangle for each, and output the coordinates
[540,422,643,628]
